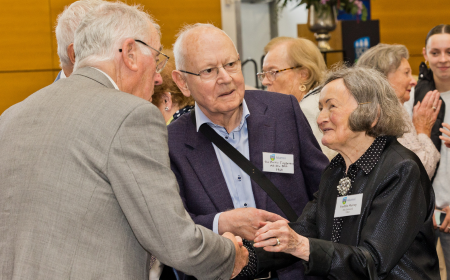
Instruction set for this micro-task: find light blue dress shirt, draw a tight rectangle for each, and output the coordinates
[195,101,255,234]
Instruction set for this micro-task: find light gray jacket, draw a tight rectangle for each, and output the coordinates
[0,67,235,280]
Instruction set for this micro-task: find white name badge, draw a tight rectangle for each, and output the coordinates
[334,193,363,218]
[262,152,294,174]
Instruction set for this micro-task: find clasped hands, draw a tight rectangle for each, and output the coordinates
[220,208,310,278]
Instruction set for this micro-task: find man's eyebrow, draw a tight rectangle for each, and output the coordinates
[159,45,163,52]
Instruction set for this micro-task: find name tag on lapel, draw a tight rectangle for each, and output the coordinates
[334,193,363,218]
[262,152,294,174]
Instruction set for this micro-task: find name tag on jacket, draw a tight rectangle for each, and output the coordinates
[262,152,294,174]
[334,193,363,218]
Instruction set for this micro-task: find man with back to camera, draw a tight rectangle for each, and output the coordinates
[0,3,248,280]
[169,23,329,279]
[54,0,103,82]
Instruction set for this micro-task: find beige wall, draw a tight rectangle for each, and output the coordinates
[0,0,221,114]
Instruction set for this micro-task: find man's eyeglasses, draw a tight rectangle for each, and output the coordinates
[179,59,241,81]
[256,66,301,82]
[119,39,169,73]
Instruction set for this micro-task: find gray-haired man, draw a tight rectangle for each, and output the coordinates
[54,0,103,81]
[0,2,247,280]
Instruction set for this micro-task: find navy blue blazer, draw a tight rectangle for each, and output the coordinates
[168,90,329,280]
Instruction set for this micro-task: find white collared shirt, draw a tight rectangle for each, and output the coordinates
[90,67,119,90]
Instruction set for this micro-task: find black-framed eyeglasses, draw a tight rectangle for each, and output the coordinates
[179,59,241,81]
[256,66,301,82]
[119,39,169,73]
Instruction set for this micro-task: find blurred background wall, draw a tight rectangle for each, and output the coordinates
[0,0,221,114]
[1,0,450,114]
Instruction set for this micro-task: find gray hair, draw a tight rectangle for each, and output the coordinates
[173,23,237,71]
[55,0,104,69]
[321,66,408,138]
[356,43,409,76]
[73,1,160,70]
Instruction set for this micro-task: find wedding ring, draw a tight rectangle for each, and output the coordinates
[276,238,281,246]
[433,106,437,111]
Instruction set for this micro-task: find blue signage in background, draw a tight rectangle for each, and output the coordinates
[354,37,370,62]
[337,0,371,21]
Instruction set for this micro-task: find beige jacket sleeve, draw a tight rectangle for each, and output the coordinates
[106,103,235,280]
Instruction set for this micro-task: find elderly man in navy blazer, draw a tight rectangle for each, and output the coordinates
[169,23,329,280]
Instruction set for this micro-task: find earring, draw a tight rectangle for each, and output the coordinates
[165,107,169,111]
[299,83,306,92]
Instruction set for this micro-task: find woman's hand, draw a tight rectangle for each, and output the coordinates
[439,123,450,148]
[253,221,310,261]
[413,90,442,137]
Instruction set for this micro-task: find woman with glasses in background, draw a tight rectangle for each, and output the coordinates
[258,37,336,159]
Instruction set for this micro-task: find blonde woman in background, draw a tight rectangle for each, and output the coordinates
[151,49,194,125]
[258,37,337,159]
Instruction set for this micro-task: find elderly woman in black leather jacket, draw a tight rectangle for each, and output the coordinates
[251,66,440,279]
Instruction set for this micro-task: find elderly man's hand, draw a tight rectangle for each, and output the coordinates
[253,221,310,261]
[413,90,442,137]
[218,208,287,240]
[222,232,248,279]
[439,123,450,148]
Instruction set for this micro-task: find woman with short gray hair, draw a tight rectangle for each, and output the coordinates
[357,43,441,179]
[251,66,439,279]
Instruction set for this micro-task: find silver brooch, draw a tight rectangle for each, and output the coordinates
[337,177,352,196]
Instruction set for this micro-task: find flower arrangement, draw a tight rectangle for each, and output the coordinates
[278,0,368,21]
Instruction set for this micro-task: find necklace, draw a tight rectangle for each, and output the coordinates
[337,177,352,196]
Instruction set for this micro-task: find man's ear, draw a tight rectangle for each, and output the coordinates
[172,70,191,97]
[67,43,76,65]
[120,38,139,72]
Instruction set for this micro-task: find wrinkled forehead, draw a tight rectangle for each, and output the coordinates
[184,29,238,67]
[319,79,353,102]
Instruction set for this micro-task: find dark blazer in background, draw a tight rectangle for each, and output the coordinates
[168,90,329,280]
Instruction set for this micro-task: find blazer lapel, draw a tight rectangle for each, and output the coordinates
[246,97,276,211]
[184,122,235,212]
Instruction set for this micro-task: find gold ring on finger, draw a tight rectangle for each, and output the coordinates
[276,238,281,246]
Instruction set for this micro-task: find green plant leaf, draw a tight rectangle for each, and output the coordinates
[361,6,368,21]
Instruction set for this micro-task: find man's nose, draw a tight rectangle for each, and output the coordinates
[217,67,232,83]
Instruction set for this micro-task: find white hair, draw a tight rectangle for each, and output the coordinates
[173,23,237,71]
[55,0,104,69]
[73,1,160,71]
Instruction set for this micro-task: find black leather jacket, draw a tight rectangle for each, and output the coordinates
[414,62,446,152]
[256,137,440,279]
